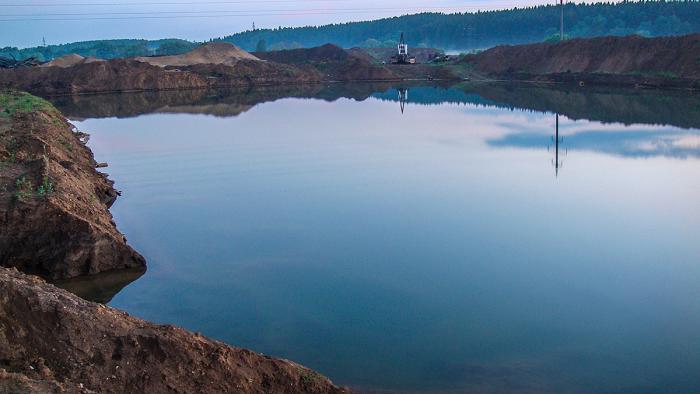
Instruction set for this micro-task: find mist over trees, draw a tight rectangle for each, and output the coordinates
[219,1,700,51]
[2,1,699,60]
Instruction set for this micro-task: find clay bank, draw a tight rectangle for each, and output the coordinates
[0,91,349,393]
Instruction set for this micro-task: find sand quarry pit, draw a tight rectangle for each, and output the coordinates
[135,42,260,67]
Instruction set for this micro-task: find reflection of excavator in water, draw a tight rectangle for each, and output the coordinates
[398,88,408,113]
[390,33,417,65]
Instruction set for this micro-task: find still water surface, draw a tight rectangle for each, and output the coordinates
[61,85,700,392]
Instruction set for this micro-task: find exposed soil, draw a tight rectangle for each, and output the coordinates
[135,42,260,67]
[0,44,462,95]
[0,92,145,279]
[254,44,401,81]
[254,44,353,64]
[41,54,103,69]
[463,33,700,89]
[0,267,350,394]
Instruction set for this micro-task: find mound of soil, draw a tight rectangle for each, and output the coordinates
[0,92,145,279]
[464,33,700,84]
[136,42,260,67]
[0,57,321,95]
[254,44,352,64]
[41,54,103,68]
[0,267,350,394]
[255,44,400,81]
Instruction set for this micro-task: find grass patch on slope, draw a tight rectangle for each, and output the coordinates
[0,91,56,118]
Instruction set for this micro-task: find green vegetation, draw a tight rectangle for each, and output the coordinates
[59,138,73,153]
[656,71,678,78]
[0,92,56,118]
[37,176,54,197]
[217,1,700,51]
[13,175,54,201]
[14,176,33,201]
[300,371,321,385]
[0,38,198,62]
[255,39,267,52]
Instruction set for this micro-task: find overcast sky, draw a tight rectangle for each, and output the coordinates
[2,0,581,48]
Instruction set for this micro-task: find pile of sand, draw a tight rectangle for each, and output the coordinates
[41,54,102,68]
[135,42,260,67]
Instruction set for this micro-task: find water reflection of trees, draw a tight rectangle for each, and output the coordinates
[47,82,700,131]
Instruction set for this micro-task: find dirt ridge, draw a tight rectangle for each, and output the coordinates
[0,92,146,279]
[463,33,700,88]
[0,267,350,394]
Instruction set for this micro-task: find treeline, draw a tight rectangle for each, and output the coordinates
[0,39,197,62]
[219,0,700,51]
[3,1,699,61]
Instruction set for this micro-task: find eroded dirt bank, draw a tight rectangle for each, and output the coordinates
[0,267,349,394]
[0,92,145,280]
[462,33,700,89]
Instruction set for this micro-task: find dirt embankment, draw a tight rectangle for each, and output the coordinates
[0,57,320,96]
[0,43,465,95]
[463,34,700,89]
[0,267,350,394]
[254,44,401,81]
[0,92,145,279]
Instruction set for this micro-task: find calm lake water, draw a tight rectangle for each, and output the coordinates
[57,84,700,393]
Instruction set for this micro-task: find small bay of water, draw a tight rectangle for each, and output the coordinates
[59,85,700,392]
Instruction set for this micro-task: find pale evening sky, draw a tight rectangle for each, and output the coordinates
[1,0,600,48]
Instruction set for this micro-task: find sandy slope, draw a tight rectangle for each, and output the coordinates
[135,42,260,67]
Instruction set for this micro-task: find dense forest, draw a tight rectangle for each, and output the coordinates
[0,39,197,62]
[220,1,700,51]
[2,1,699,61]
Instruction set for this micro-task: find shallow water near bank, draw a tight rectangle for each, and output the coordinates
[62,85,700,392]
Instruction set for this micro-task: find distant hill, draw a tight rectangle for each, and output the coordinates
[220,1,700,51]
[0,39,197,62]
[3,1,700,61]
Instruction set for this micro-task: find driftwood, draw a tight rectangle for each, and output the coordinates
[0,56,41,69]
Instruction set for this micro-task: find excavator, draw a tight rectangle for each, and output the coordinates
[390,33,416,64]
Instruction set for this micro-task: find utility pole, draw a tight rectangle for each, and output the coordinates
[42,37,46,47]
[560,0,564,41]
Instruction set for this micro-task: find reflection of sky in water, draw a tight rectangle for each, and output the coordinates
[490,117,700,159]
[74,92,700,393]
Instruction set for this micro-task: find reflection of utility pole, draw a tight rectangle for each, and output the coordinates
[398,88,408,114]
[548,114,566,177]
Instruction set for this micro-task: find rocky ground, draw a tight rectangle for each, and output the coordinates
[0,267,349,394]
[0,92,145,279]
